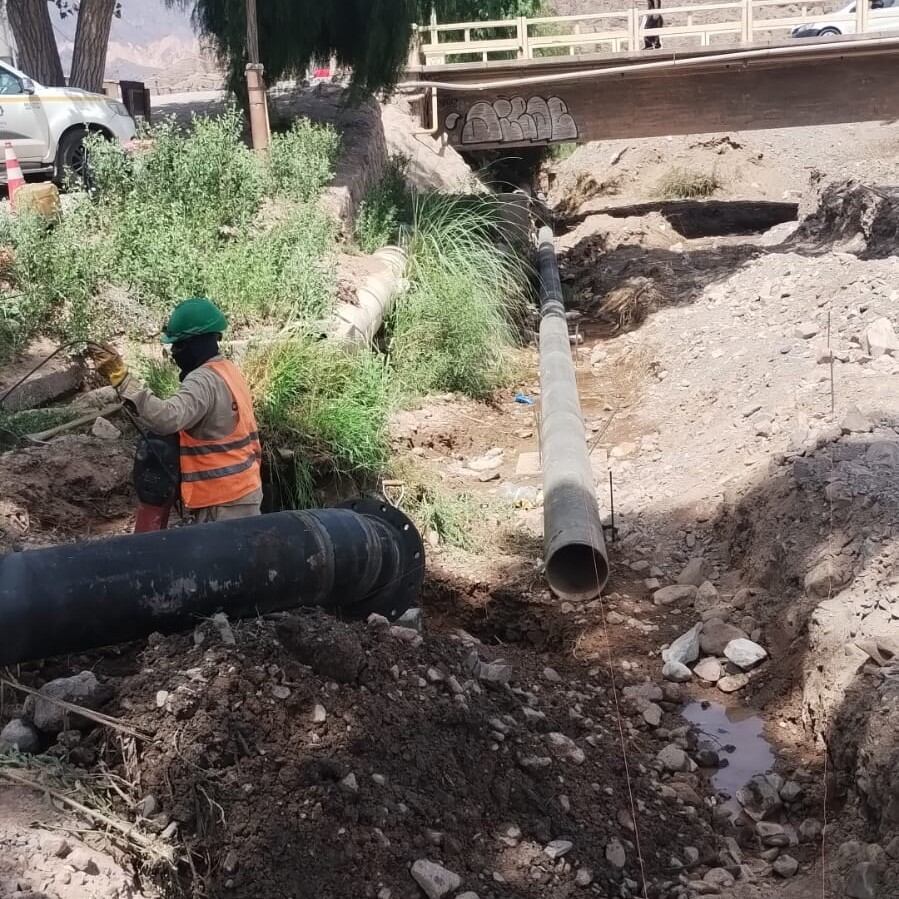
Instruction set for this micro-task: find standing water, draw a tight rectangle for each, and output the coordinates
[682,700,776,797]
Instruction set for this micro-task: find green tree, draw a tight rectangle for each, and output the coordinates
[178,0,545,97]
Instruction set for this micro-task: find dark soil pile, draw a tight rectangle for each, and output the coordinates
[793,180,899,259]
[104,610,721,899]
[0,435,133,552]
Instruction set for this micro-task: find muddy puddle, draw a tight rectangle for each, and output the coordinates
[683,700,776,797]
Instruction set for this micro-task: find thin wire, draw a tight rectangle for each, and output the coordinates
[581,478,650,897]
[821,303,836,899]
[555,258,650,892]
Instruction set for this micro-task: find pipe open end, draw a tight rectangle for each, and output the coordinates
[545,542,609,601]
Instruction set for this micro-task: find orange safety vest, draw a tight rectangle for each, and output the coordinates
[178,359,262,510]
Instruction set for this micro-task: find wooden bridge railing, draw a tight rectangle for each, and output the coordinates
[411,0,894,65]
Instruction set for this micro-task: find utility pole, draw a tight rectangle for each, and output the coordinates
[245,0,270,151]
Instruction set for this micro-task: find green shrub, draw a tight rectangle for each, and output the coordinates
[108,202,206,307]
[655,167,722,200]
[10,204,113,345]
[203,205,336,326]
[268,119,341,202]
[387,194,530,399]
[91,110,264,232]
[355,156,412,253]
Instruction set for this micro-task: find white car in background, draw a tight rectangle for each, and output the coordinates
[0,59,136,182]
[790,0,899,37]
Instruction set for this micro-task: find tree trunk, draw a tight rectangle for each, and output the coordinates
[7,0,66,86]
[69,0,117,92]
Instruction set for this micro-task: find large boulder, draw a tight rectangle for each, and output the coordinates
[31,671,110,734]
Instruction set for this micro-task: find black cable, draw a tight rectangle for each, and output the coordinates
[0,339,110,407]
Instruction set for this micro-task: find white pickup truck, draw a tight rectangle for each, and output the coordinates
[0,59,136,181]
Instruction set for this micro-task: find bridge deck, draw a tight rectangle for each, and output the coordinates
[402,34,899,149]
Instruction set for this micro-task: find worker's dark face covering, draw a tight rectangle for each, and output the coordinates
[171,333,220,381]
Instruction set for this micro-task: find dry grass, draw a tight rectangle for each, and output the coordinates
[655,167,722,200]
[598,276,667,331]
[556,172,620,218]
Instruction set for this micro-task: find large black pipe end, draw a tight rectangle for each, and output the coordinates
[336,497,425,622]
[0,499,425,667]
[545,542,609,602]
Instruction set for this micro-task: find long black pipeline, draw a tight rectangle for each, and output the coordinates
[0,499,424,666]
[537,225,609,600]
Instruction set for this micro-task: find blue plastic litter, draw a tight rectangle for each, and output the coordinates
[514,393,535,405]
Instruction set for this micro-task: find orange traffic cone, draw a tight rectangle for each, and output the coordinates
[4,142,25,210]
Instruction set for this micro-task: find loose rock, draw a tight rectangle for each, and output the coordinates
[700,618,748,656]
[662,661,693,682]
[0,719,40,753]
[32,671,108,733]
[410,860,461,899]
[605,838,627,868]
[861,316,899,357]
[773,854,799,878]
[653,584,698,606]
[693,658,723,683]
[756,822,790,847]
[724,638,768,670]
[67,848,99,875]
[841,407,873,434]
[544,839,573,859]
[676,558,708,587]
[545,732,585,764]
[657,744,691,772]
[717,673,749,693]
[703,867,735,888]
[662,623,702,666]
[91,416,122,439]
[845,861,881,899]
[642,703,663,727]
[799,818,823,842]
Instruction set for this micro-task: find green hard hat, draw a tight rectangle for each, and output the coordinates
[161,297,228,344]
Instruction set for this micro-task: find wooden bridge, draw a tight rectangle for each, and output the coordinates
[402,2,899,149]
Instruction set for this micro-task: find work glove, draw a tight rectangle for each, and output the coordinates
[87,343,129,388]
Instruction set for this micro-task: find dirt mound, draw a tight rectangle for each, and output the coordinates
[793,181,899,259]
[0,435,134,551]
[101,610,720,899]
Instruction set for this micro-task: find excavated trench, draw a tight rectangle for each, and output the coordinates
[562,198,799,239]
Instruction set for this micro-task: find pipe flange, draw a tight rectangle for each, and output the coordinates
[337,496,425,621]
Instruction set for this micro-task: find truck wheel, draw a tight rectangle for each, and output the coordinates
[54,128,90,185]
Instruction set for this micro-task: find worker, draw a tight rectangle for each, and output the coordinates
[642,0,663,49]
[88,297,263,522]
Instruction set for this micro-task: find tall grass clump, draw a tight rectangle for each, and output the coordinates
[387,194,530,399]
[655,166,722,200]
[132,353,180,399]
[355,156,412,253]
[243,337,393,490]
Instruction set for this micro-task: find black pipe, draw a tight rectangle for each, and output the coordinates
[537,225,609,600]
[0,499,424,666]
